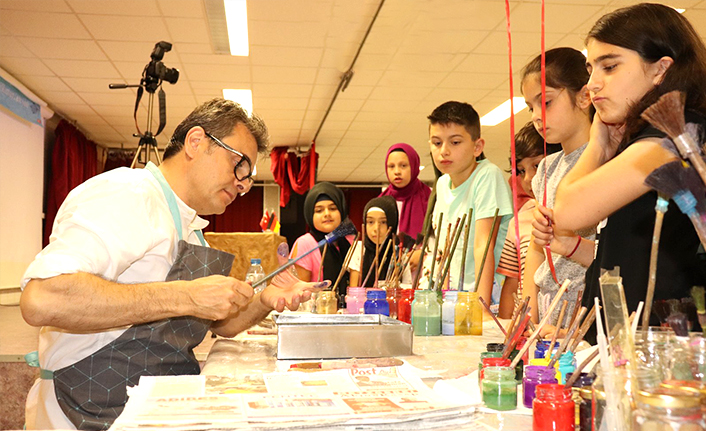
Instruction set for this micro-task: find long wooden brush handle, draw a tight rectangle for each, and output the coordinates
[412,221,433,290]
[458,209,473,290]
[474,208,501,289]
[642,197,667,338]
[480,296,507,336]
[568,304,597,353]
[510,279,571,368]
[548,306,587,368]
[439,214,467,289]
[331,233,360,292]
[427,213,444,290]
[564,348,599,388]
[547,300,569,355]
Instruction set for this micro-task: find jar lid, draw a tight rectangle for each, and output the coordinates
[636,388,701,409]
[486,343,505,352]
[579,387,592,400]
[366,289,386,299]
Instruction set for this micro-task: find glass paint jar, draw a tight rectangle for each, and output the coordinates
[557,351,576,385]
[397,288,414,323]
[523,365,558,408]
[478,352,502,386]
[385,283,399,319]
[532,384,575,431]
[411,290,441,336]
[345,286,366,314]
[468,291,483,335]
[441,290,458,336]
[479,357,511,386]
[565,372,594,431]
[363,289,389,316]
[482,366,517,411]
[315,291,337,314]
[454,291,472,335]
[632,388,704,431]
[530,357,561,381]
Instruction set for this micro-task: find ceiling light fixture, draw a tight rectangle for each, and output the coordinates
[480,98,527,126]
[224,0,249,56]
[223,89,253,115]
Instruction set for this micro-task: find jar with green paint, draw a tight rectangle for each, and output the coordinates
[482,366,517,411]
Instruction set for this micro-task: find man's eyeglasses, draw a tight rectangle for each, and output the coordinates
[204,131,254,182]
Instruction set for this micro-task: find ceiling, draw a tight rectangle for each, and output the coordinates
[2,0,706,184]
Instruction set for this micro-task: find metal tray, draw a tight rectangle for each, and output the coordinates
[273,314,413,360]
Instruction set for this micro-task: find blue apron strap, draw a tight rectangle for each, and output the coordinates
[24,351,54,380]
[145,162,206,246]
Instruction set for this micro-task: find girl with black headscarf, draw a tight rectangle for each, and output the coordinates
[290,182,354,301]
[349,196,414,287]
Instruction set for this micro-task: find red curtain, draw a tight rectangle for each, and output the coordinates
[270,146,318,207]
[104,149,135,171]
[202,186,264,233]
[44,120,98,246]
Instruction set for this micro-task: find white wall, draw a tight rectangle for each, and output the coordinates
[0,69,48,295]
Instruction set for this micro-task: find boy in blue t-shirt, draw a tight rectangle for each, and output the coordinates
[425,101,513,310]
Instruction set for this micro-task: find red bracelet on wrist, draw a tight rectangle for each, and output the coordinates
[566,236,582,258]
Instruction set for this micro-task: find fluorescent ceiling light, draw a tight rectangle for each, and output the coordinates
[674,7,685,13]
[480,98,527,126]
[224,0,249,56]
[581,49,587,57]
[223,89,253,115]
[420,165,426,171]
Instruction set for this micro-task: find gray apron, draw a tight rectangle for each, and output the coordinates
[50,163,234,430]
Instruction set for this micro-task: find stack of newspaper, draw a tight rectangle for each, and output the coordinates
[110,366,482,431]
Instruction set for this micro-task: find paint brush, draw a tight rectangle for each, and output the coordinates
[474,208,501,291]
[645,159,706,248]
[436,218,461,290]
[253,218,357,289]
[691,286,706,334]
[548,306,587,368]
[640,192,668,339]
[318,242,329,283]
[502,310,532,359]
[362,226,391,288]
[458,209,473,290]
[504,295,530,344]
[330,232,360,292]
[427,213,444,290]
[479,296,507,336]
[653,300,672,326]
[412,221,433,290]
[567,303,597,354]
[510,279,571,368]
[547,300,569,356]
[439,214,467,291]
[641,90,706,185]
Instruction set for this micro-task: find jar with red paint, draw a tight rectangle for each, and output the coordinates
[532,383,574,431]
[397,288,414,323]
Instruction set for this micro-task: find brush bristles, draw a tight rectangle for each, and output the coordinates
[641,91,687,139]
[327,218,357,242]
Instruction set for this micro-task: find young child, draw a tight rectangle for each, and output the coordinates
[424,101,513,309]
[543,4,706,336]
[348,196,414,287]
[519,47,596,328]
[496,122,561,318]
[379,143,432,239]
[291,182,353,302]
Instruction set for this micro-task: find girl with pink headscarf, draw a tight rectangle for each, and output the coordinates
[379,143,432,239]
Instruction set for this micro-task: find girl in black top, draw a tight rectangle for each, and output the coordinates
[534,3,706,340]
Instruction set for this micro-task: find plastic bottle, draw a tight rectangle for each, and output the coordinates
[245,258,265,284]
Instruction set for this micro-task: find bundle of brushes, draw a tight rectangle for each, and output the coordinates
[691,286,706,335]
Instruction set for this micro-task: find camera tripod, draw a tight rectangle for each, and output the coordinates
[109,41,178,168]
[129,90,162,169]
